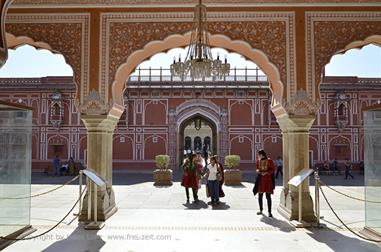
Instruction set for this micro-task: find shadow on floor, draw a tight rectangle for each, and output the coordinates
[182,200,209,210]
[260,216,296,233]
[306,226,381,252]
[41,226,105,252]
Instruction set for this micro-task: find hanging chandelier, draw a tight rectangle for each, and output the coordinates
[170,0,230,81]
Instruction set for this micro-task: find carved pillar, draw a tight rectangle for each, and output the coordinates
[277,89,320,222]
[219,108,228,160]
[79,114,119,222]
[168,108,177,170]
[78,90,123,222]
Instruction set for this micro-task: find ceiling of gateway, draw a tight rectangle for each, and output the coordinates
[11,0,381,7]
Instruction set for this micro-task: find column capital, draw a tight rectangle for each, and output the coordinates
[81,114,119,133]
[277,115,315,133]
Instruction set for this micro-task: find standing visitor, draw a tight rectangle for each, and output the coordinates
[217,157,225,198]
[181,154,201,203]
[203,156,222,205]
[344,158,354,179]
[332,158,339,176]
[53,155,61,176]
[275,156,283,179]
[254,150,275,217]
[68,157,75,175]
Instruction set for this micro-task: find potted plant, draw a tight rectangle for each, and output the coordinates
[224,155,242,185]
[153,154,173,186]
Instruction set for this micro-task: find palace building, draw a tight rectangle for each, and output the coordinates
[0,73,379,171]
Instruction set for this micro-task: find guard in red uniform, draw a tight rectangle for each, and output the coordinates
[181,154,200,202]
[255,149,275,217]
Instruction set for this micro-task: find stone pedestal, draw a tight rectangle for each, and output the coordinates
[277,115,316,222]
[153,169,173,186]
[79,114,118,222]
[224,169,242,186]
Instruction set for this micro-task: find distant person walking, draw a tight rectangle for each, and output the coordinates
[254,150,275,217]
[344,158,354,179]
[275,156,283,179]
[332,158,339,176]
[53,155,61,176]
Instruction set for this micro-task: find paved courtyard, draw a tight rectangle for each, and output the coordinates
[3,172,381,252]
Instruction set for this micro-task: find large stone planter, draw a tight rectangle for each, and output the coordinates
[153,169,173,186]
[224,169,242,186]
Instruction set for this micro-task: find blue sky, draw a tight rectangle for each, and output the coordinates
[0,44,379,78]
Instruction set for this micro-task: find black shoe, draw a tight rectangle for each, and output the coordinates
[256,211,263,215]
[268,213,273,218]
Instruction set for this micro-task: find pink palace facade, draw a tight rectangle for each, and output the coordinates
[0,75,379,171]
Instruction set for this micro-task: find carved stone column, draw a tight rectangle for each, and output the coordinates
[79,114,119,222]
[277,89,320,222]
[168,108,177,170]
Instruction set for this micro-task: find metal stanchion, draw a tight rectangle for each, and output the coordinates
[87,178,91,221]
[85,181,104,230]
[313,169,325,228]
[73,171,83,216]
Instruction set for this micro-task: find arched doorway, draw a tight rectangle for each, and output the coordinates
[179,114,217,165]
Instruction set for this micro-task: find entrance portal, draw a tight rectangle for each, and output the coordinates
[179,115,217,165]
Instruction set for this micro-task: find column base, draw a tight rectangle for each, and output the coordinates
[79,185,117,222]
[278,188,316,223]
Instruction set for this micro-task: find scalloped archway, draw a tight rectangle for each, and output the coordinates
[5,32,79,99]
[111,33,285,113]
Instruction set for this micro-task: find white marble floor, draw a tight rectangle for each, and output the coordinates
[2,178,381,252]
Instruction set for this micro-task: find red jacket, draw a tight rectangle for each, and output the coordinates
[256,158,275,194]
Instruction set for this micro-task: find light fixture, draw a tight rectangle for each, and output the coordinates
[170,0,230,81]
[194,117,202,131]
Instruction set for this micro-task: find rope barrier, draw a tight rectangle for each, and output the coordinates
[319,185,381,243]
[0,175,79,200]
[320,179,381,204]
[0,186,86,241]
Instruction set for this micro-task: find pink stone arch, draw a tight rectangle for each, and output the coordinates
[320,34,381,94]
[5,32,78,96]
[112,33,284,109]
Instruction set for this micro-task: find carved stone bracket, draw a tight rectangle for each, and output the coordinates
[284,89,321,116]
[79,89,113,115]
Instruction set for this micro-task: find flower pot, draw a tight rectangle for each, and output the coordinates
[153,169,173,186]
[224,169,242,186]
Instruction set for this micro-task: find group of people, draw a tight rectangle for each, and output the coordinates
[322,158,355,179]
[181,149,276,217]
[181,152,224,205]
[51,155,76,176]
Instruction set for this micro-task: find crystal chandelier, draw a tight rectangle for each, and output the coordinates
[170,0,230,81]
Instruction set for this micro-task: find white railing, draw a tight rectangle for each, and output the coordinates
[128,67,268,83]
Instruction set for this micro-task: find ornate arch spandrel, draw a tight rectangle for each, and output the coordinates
[101,12,295,111]
[4,13,90,104]
[306,12,381,102]
[0,0,13,66]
